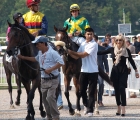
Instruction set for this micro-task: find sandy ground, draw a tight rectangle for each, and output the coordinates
[0,88,140,120]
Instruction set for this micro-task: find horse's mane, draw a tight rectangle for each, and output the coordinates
[11,23,35,41]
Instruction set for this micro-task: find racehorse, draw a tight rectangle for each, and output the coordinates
[54,25,113,116]
[54,25,81,116]
[3,22,46,120]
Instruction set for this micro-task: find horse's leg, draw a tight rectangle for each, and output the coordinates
[94,88,99,115]
[64,75,75,115]
[37,81,46,118]
[25,80,39,120]
[5,68,14,108]
[15,74,22,106]
[73,76,81,116]
[21,79,31,120]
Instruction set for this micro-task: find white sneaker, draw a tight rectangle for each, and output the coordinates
[87,112,93,117]
[83,106,87,115]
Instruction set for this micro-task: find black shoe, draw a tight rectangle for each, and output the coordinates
[116,113,120,115]
[121,114,125,117]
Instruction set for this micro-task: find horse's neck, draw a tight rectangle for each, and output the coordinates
[21,44,34,56]
[67,38,79,52]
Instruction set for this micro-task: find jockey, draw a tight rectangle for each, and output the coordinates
[6,13,23,45]
[64,4,90,46]
[22,0,48,37]
[13,13,23,24]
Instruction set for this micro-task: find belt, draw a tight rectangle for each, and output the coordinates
[41,76,58,80]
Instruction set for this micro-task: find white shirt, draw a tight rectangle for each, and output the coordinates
[71,37,85,46]
[78,40,98,73]
[35,46,64,77]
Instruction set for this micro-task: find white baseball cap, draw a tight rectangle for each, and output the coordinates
[136,34,140,37]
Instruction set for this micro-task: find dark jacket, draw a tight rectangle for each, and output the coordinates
[98,45,109,73]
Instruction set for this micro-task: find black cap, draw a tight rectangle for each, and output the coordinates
[13,13,22,21]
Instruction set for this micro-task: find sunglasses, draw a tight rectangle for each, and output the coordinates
[116,39,122,42]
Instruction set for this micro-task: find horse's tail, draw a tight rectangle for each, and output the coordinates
[98,66,113,87]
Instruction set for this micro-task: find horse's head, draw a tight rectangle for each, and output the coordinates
[54,25,79,54]
[6,22,33,56]
[54,25,71,55]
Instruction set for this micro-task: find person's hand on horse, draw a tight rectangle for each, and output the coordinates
[32,31,39,37]
[44,68,53,74]
[67,49,71,54]
[68,33,73,38]
[17,54,24,59]
[135,72,139,78]
[74,31,81,36]
[106,72,109,75]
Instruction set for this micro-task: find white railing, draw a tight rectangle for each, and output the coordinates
[0,36,140,97]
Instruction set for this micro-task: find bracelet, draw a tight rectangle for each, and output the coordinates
[135,72,139,74]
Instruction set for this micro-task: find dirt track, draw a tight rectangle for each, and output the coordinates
[0,88,140,120]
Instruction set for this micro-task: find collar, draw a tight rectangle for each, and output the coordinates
[29,10,39,14]
[71,15,81,20]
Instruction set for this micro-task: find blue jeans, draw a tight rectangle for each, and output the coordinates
[98,75,104,102]
[57,73,63,106]
[105,90,115,95]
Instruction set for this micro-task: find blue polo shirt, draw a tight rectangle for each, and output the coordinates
[35,46,64,78]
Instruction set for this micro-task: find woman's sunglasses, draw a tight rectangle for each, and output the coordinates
[116,39,122,42]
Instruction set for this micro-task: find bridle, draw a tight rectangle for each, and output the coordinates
[55,30,72,61]
[7,27,55,79]
[56,30,72,49]
[7,27,40,78]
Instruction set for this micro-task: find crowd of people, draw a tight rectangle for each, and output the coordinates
[4,0,140,120]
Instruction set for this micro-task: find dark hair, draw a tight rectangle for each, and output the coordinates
[126,40,130,44]
[94,35,98,41]
[132,36,137,40]
[85,27,94,33]
[102,42,108,47]
[105,33,111,37]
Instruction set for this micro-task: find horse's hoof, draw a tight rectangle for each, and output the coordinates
[74,109,81,117]
[41,111,46,118]
[26,115,31,120]
[10,104,15,109]
[95,111,99,115]
[69,109,75,115]
[15,101,20,106]
[31,115,35,120]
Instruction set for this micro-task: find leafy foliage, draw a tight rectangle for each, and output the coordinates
[1,0,140,36]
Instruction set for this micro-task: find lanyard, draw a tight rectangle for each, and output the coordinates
[41,53,46,65]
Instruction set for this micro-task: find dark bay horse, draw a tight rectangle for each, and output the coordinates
[54,25,113,115]
[3,22,46,120]
[54,25,81,116]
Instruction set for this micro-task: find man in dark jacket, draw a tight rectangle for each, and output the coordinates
[94,35,109,106]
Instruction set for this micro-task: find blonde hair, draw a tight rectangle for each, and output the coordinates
[114,34,126,48]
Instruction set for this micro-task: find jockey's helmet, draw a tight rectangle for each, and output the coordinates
[70,4,80,12]
[26,0,40,8]
[13,13,22,21]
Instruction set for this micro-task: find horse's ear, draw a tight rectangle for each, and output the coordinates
[7,20,12,27]
[64,24,68,31]
[54,25,58,32]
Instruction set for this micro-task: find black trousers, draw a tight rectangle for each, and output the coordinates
[114,86,126,106]
[79,72,98,113]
